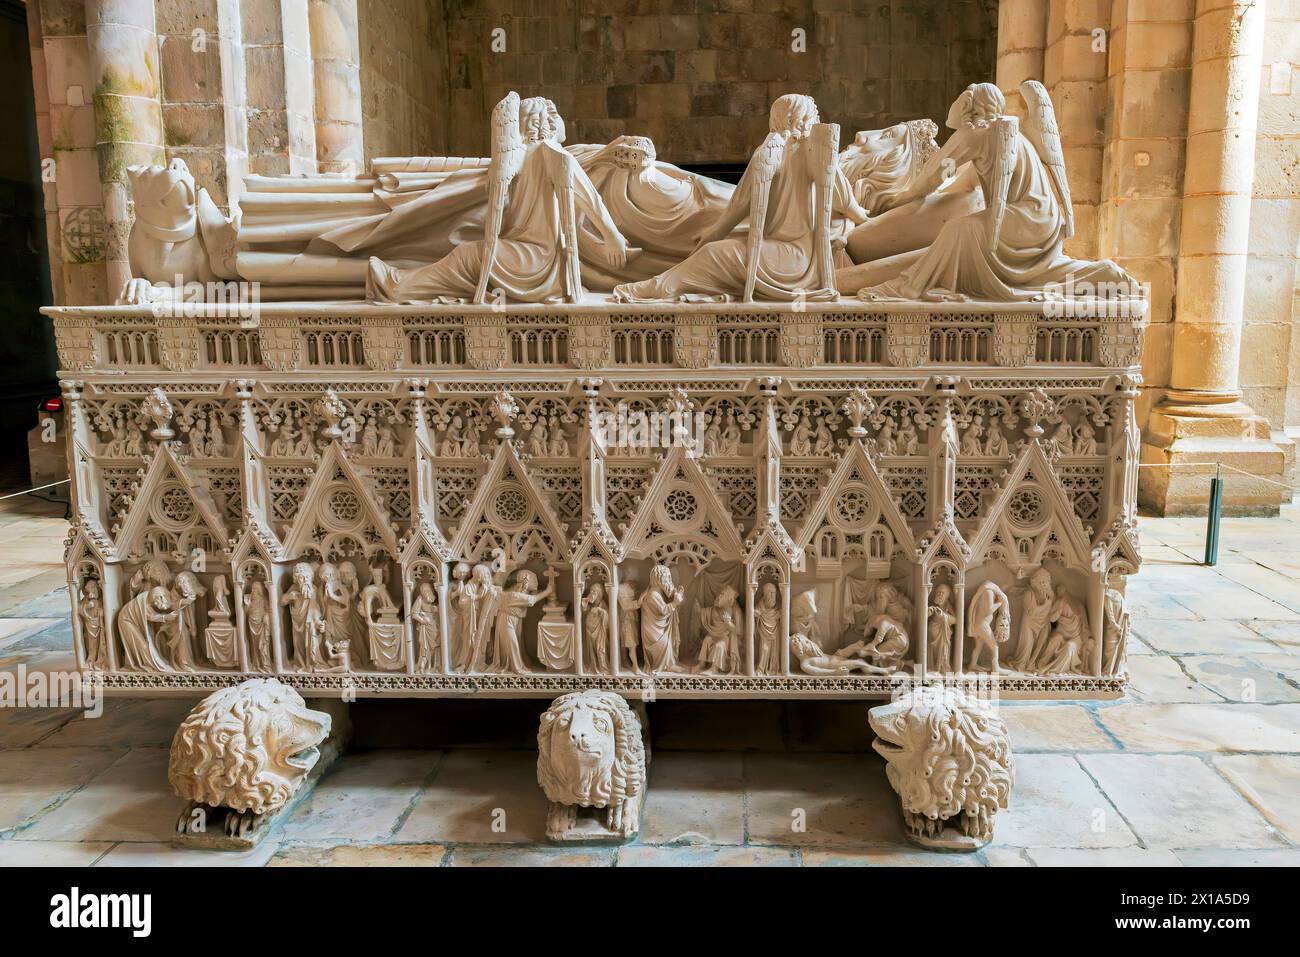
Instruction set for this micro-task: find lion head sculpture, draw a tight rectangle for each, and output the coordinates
[537,690,646,841]
[169,678,330,838]
[869,688,1014,849]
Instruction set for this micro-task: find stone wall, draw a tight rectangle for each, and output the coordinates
[358,0,446,160]
[441,0,998,162]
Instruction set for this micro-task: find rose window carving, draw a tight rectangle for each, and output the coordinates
[328,488,361,525]
[491,486,531,527]
[662,488,698,526]
[1008,487,1044,529]
[154,484,195,528]
[832,487,874,528]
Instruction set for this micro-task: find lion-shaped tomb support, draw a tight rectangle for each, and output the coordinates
[537,689,647,843]
[869,687,1014,851]
[168,678,331,844]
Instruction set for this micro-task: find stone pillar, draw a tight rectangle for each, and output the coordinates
[86,0,165,298]
[1141,0,1287,514]
[157,0,248,212]
[242,0,316,175]
[309,0,363,173]
[995,0,1049,117]
[1043,0,1109,260]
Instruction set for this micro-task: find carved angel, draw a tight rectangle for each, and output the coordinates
[855,82,1133,303]
[613,94,868,303]
[368,92,634,304]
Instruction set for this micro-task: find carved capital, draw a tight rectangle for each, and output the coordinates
[674,313,717,370]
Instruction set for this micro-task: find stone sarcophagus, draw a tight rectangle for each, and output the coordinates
[46,83,1145,709]
[48,298,1142,701]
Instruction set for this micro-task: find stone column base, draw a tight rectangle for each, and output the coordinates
[1140,402,1292,516]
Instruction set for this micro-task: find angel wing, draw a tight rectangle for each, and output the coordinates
[808,122,840,294]
[473,92,527,304]
[1019,80,1074,238]
[985,115,1019,249]
[743,132,786,302]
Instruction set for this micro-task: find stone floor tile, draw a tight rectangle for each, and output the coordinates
[446,845,616,866]
[0,747,123,834]
[0,839,113,865]
[94,841,283,867]
[1125,656,1223,703]
[979,846,1034,866]
[1000,704,1117,751]
[1132,619,1283,656]
[1180,656,1300,703]
[997,754,1138,849]
[1211,565,1300,616]
[394,750,547,844]
[269,843,448,866]
[1248,620,1300,648]
[1174,848,1300,866]
[1211,755,1300,844]
[1025,848,1182,866]
[0,703,81,747]
[37,697,203,749]
[17,748,178,843]
[280,749,438,843]
[1095,703,1300,752]
[1244,653,1300,684]
[1126,592,1199,621]
[801,847,983,866]
[0,619,62,646]
[639,751,744,845]
[1158,583,1299,622]
[617,845,799,867]
[744,753,902,847]
[1080,755,1283,849]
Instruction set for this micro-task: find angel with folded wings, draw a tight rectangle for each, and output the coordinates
[613,93,869,303]
[855,81,1133,302]
[368,92,634,304]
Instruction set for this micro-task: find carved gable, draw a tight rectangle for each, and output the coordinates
[621,445,745,568]
[281,441,400,560]
[115,443,230,561]
[968,441,1091,568]
[451,442,570,564]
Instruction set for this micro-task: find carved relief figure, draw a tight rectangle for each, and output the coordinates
[281,562,329,671]
[639,563,686,673]
[447,562,471,670]
[960,415,984,455]
[1074,420,1098,455]
[369,93,633,304]
[696,584,742,675]
[858,82,1133,303]
[359,562,405,671]
[243,578,273,671]
[117,586,179,672]
[966,579,1011,672]
[754,582,782,675]
[1037,585,1091,675]
[614,94,869,302]
[791,633,876,676]
[861,611,910,672]
[412,580,440,673]
[583,582,610,673]
[1102,587,1128,676]
[204,574,239,669]
[464,560,502,672]
[1011,567,1054,672]
[489,569,553,674]
[79,579,108,670]
[163,571,205,672]
[926,583,956,671]
[617,581,644,674]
